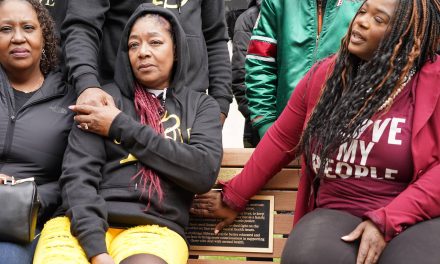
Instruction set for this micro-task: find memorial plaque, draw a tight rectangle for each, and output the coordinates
[187,195,274,253]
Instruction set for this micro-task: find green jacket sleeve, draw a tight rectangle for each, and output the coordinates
[245,0,280,137]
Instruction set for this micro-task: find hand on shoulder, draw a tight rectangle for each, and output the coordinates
[69,92,121,137]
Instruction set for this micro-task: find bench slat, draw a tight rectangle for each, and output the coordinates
[190,237,286,258]
[256,191,296,211]
[218,168,300,190]
[274,214,293,235]
[222,148,300,168]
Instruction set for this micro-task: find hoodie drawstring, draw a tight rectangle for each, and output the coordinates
[177,0,181,13]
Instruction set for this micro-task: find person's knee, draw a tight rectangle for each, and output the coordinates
[121,253,167,264]
[379,218,440,264]
[280,209,360,264]
[0,242,33,264]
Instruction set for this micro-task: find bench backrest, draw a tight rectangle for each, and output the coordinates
[188,148,300,263]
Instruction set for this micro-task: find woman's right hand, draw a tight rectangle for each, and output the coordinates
[190,190,239,234]
[91,253,115,264]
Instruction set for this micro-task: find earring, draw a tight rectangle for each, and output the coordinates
[41,48,47,61]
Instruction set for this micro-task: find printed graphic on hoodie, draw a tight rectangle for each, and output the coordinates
[120,110,190,165]
[152,0,189,9]
[40,0,56,6]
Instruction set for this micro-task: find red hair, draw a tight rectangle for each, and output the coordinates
[132,82,165,208]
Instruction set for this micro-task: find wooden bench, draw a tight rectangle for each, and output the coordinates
[188,148,300,263]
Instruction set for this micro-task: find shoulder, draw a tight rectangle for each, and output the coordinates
[185,90,220,112]
[102,83,123,98]
[102,82,124,108]
[414,56,440,100]
[307,55,337,83]
[45,70,76,102]
[419,55,440,75]
[235,7,259,30]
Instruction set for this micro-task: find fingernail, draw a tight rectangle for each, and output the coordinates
[341,235,349,240]
[68,105,74,109]
[214,230,219,235]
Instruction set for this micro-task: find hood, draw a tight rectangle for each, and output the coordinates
[248,0,262,8]
[113,4,189,99]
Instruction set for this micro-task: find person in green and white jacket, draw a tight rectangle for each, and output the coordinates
[246,0,362,138]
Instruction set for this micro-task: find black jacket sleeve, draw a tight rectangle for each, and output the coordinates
[109,95,223,194]
[231,12,254,119]
[60,128,109,259]
[201,0,233,115]
[37,181,61,223]
[61,0,109,95]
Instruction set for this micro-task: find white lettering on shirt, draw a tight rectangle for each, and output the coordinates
[388,118,405,145]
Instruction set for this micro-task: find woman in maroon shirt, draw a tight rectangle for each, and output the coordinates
[192,0,440,263]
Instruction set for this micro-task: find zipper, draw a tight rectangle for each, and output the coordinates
[0,86,16,169]
[0,91,64,167]
[312,0,323,63]
[317,0,323,35]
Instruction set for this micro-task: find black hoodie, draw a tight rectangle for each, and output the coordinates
[59,4,223,259]
[61,0,232,115]
[40,0,67,39]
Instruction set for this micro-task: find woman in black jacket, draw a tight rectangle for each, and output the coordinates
[0,0,75,263]
[34,4,222,264]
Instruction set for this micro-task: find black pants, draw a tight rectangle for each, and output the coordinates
[281,208,440,264]
[243,119,260,148]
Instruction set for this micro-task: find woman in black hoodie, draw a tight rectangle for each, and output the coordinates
[34,4,222,264]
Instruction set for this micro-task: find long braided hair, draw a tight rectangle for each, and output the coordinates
[132,83,166,208]
[300,0,440,178]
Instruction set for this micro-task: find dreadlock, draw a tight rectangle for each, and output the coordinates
[132,82,165,209]
[301,0,440,178]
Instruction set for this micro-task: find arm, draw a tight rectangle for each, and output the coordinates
[60,127,109,259]
[191,65,314,230]
[201,0,233,116]
[231,13,253,119]
[37,181,61,222]
[364,164,440,241]
[61,0,108,95]
[245,0,279,138]
[109,96,223,194]
[222,66,312,212]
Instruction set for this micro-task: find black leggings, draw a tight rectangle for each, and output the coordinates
[281,208,440,264]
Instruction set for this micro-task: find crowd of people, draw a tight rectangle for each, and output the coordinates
[0,0,439,263]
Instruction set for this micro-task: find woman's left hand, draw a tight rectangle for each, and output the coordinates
[341,220,387,264]
[69,97,121,137]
